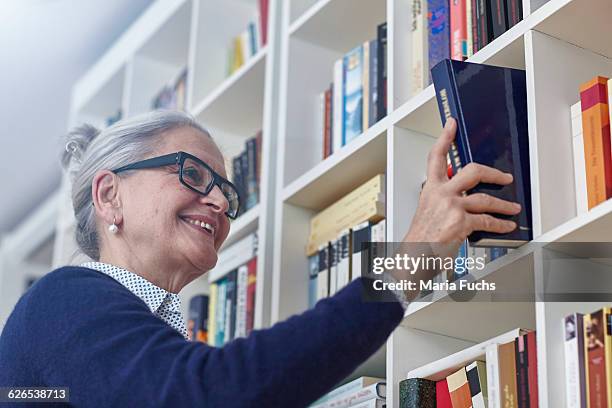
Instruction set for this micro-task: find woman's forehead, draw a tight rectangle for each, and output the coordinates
[157,127,226,175]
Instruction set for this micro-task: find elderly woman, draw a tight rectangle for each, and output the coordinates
[0,111,519,407]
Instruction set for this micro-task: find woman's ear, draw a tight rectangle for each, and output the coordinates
[92,170,122,226]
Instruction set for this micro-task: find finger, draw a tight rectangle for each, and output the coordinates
[462,193,522,215]
[448,162,513,193]
[467,213,517,234]
[426,118,457,183]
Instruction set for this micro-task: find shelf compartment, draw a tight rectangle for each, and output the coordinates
[192,48,267,136]
[282,119,388,210]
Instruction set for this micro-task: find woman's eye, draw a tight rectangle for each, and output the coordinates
[184,167,203,183]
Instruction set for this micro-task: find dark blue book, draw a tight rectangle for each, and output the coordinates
[427,0,450,84]
[376,22,387,120]
[431,59,532,247]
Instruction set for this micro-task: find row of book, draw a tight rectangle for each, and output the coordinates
[227,0,269,76]
[230,131,262,216]
[151,68,188,111]
[317,22,387,160]
[311,376,386,408]
[570,76,612,212]
[400,328,537,408]
[207,232,258,346]
[563,307,612,408]
[412,0,523,96]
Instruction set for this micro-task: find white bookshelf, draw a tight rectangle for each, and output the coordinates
[0,0,603,405]
[271,0,612,407]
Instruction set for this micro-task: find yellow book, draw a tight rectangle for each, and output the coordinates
[207,283,217,346]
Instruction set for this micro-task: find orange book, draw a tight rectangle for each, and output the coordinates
[579,76,612,209]
[499,341,518,408]
[447,367,473,408]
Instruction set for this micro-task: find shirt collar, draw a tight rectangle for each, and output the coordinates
[81,261,181,315]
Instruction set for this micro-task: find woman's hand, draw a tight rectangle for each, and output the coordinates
[403,118,522,257]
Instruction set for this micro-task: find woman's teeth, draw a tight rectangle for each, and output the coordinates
[185,218,215,235]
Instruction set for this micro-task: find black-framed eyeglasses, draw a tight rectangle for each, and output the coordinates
[112,151,240,219]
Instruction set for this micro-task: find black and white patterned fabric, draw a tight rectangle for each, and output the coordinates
[81,262,188,340]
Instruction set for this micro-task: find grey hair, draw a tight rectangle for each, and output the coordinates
[62,110,210,260]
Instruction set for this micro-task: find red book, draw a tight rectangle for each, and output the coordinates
[436,379,453,408]
[245,257,257,334]
[526,331,539,408]
[450,0,467,60]
[259,0,269,46]
[585,310,609,407]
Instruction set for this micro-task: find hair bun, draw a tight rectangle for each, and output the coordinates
[61,123,100,171]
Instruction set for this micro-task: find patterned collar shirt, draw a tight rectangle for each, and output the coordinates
[81,262,188,340]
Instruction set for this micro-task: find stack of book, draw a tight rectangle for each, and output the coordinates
[187,294,209,343]
[151,68,188,111]
[412,0,523,96]
[317,22,387,160]
[207,232,258,346]
[227,0,269,76]
[306,174,385,306]
[311,376,386,408]
[563,307,612,407]
[400,328,537,407]
[230,131,262,216]
[569,76,612,213]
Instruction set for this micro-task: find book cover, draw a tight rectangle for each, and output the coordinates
[489,0,508,39]
[245,257,257,335]
[368,39,379,127]
[499,341,518,408]
[565,313,587,408]
[450,0,468,61]
[466,361,488,408]
[412,0,429,95]
[308,253,319,309]
[428,0,450,84]
[432,59,532,247]
[333,59,344,153]
[505,0,522,28]
[235,265,248,338]
[579,76,612,209]
[207,283,217,346]
[399,378,436,408]
[187,294,209,343]
[526,331,539,408]
[343,45,364,144]
[376,22,387,120]
[447,367,473,408]
[515,335,529,407]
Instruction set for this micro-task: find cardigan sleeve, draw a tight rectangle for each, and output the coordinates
[6,267,403,407]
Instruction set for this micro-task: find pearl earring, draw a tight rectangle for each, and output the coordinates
[109,217,119,234]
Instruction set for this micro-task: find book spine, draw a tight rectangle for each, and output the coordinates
[232,156,243,216]
[225,270,237,341]
[571,101,588,215]
[259,0,268,45]
[240,150,250,211]
[325,87,332,156]
[399,378,436,408]
[487,343,501,408]
[476,0,490,49]
[350,222,371,280]
[343,45,364,144]
[515,335,530,408]
[245,257,257,334]
[490,0,508,39]
[207,283,217,346]
[317,245,330,300]
[412,0,428,95]
[329,239,338,295]
[466,361,487,408]
[606,308,612,408]
[506,0,522,28]
[499,341,518,408]
[215,279,226,345]
[255,131,262,192]
[565,313,586,408]
[333,59,344,153]
[585,310,609,407]
[246,137,258,209]
[427,0,450,84]
[526,331,539,408]
[368,39,378,127]
[471,0,479,53]
[308,253,319,308]
[450,0,467,61]
[235,265,248,338]
[465,0,473,57]
[376,22,387,120]
[362,41,370,131]
[579,76,612,209]
[448,367,474,408]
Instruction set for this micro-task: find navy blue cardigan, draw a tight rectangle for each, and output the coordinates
[0,266,403,407]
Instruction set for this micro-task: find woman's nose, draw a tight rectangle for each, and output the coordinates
[200,184,230,214]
